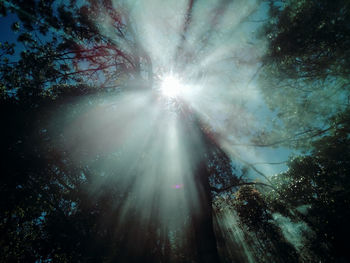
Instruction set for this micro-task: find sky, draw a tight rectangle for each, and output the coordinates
[0,14,18,42]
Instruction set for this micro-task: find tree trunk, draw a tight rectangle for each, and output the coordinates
[191,161,221,263]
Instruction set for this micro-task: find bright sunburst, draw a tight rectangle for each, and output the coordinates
[160,75,184,98]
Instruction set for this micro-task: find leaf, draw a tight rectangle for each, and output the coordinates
[11,22,20,32]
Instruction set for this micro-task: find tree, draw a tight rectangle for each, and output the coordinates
[1,0,264,262]
[213,184,300,263]
[248,1,350,260]
[265,115,350,262]
[211,112,350,262]
[257,0,350,150]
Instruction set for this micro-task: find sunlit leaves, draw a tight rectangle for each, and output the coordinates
[234,186,270,231]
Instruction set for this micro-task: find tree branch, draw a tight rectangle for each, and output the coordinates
[211,181,274,193]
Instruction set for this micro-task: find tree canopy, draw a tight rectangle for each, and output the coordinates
[1,0,349,262]
[257,0,350,149]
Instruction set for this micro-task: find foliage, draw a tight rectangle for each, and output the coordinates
[256,3,350,260]
[0,0,151,104]
[234,186,270,231]
[213,185,300,263]
[265,116,350,262]
[257,0,350,149]
[212,114,350,262]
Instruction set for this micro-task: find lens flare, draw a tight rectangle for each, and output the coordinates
[171,184,184,189]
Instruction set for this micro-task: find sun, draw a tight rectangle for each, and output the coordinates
[160,75,183,98]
